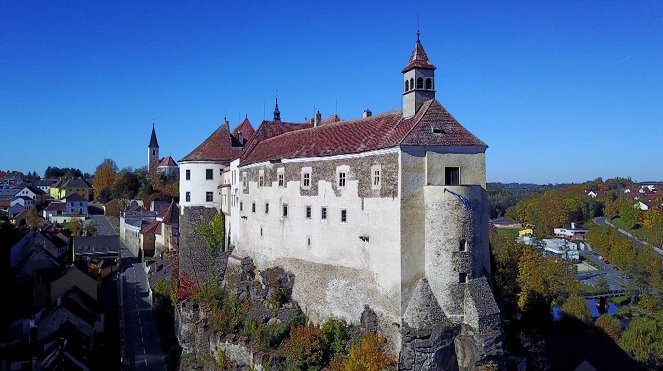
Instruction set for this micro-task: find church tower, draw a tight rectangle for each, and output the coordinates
[402,32,436,118]
[148,123,160,173]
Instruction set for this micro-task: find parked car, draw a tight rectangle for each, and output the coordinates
[603,258,610,264]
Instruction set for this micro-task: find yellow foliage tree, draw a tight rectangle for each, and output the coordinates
[330,333,394,371]
[93,158,117,200]
[517,247,579,311]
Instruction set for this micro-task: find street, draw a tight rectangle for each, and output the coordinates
[91,215,167,370]
[578,248,628,291]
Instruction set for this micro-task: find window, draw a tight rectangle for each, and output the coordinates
[185,169,191,180]
[341,209,347,223]
[152,150,156,155]
[206,192,213,202]
[445,167,460,186]
[259,170,265,187]
[278,173,284,187]
[240,202,243,211]
[252,203,256,213]
[265,202,269,214]
[371,165,381,190]
[307,235,312,248]
[459,273,467,284]
[321,207,327,220]
[405,80,409,92]
[303,173,310,187]
[206,169,213,180]
[416,77,423,89]
[185,192,191,202]
[425,78,432,90]
[338,172,346,187]
[242,173,247,187]
[305,206,312,219]
[410,77,414,89]
[283,204,288,217]
[459,239,468,252]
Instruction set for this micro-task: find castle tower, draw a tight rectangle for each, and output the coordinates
[402,32,436,118]
[148,123,160,173]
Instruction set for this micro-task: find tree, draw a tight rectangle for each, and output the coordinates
[619,316,662,365]
[69,219,83,237]
[94,159,118,201]
[517,247,579,312]
[25,207,41,228]
[561,294,592,323]
[282,324,327,370]
[112,170,140,199]
[85,221,97,236]
[331,333,394,371]
[595,314,622,341]
[619,201,641,228]
[490,230,524,312]
[97,188,112,203]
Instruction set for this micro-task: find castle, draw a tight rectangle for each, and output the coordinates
[179,34,502,368]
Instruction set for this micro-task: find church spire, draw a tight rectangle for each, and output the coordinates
[402,32,436,118]
[273,95,281,121]
[149,123,159,148]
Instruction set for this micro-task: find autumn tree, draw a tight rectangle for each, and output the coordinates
[25,207,41,228]
[94,158,118,201]
[330,333,394,371]
[517,246,579,312]
[490,229,525,312]
[619,316,663,366]
[68,219,83,237]
[595,314,622,341]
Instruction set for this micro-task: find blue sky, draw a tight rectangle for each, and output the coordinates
[1,1,662,183]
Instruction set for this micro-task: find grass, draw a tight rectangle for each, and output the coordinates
[581,283,598,294]
[612,217,663,248]
[611,296,629,305]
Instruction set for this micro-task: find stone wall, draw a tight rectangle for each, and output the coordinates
[179,206,225,285]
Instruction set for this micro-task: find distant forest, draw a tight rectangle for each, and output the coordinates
[487,182,560,219]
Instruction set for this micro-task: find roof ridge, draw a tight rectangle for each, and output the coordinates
[397,99,435,145]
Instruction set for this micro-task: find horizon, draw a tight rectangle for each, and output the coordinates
[2,2,662,183]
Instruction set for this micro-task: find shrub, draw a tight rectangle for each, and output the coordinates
[638,295,662,312]
[256,319,298,351]
[322,317,350,356]
[332,333,393,371]
[595,314,622,341]
[282,324,327,370]
[561,295,592,323]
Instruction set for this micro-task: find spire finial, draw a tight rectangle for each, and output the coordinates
[273,89,281,121]
[416,13,420,42]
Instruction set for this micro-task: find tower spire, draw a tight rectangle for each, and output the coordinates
[273,90,281,121]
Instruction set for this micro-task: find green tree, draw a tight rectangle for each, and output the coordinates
[619,316,662,365]
[596,276,610,292]
[322,317,350,356]
[282,324,328,370]
[619,201,641,228]
[85,221,97,236]
[561,295,592,323]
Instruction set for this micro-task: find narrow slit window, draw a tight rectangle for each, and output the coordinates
[321,207,327,220]
[283,204,288,217]
[306,206,312,219]
[338,172,346,187]
[341,209,347,223]
[459,273,467,284]
[459,239,467,252]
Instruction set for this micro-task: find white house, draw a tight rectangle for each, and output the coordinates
[553,222,588,241]
[11,196,34,209]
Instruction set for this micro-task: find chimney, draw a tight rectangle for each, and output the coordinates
[363,109,372,118]
[314,111,322,127]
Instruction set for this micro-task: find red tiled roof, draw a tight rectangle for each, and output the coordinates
[240,121,313,162]
[158,156,178,167]
[180,121,243,164]
[141,220,160,235]
[402,37,436,73]
[232,117,255,142]
[45,202,67,212]
[319,114,341,126]
[241,100,486,165]
[0,200,10,208]
[159,200,179,225]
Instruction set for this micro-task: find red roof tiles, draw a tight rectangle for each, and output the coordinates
[180,121,243,164]
[240,100,485,165]
[158,156,177,167]
[402,37,436,73]
[232,117,255,143]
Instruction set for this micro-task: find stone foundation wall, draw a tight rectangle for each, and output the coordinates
[179,206,225,285]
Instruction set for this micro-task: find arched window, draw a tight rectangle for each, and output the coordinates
[425,78,432,90]
[405,80,409,92]
[416,77,423,89]
[410,78,414,89]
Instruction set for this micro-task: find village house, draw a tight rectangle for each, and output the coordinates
[179,33,502,367]
[554,222,589,241]
[49,177,93,201]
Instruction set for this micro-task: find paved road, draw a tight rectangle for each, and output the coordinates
[578,248,628,291]
[91,215,166,370]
